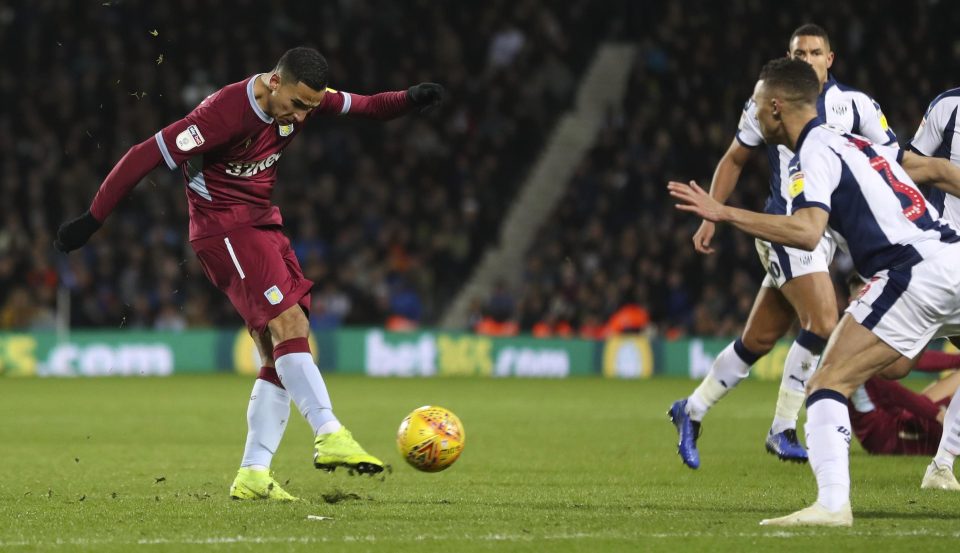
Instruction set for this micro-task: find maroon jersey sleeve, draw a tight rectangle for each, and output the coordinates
[864,378,941,422]
[311,88,411,120]
[88,138,164,221]
[155,89,244,170]
[914,350,960,372]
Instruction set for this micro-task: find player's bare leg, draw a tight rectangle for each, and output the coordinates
[268,305,384,475]
[230,328,299,500]
[669,286,794,468]
[761,314,902,526]
[767,271,837,461]
[921,369,960,403]
[923,368,960,491]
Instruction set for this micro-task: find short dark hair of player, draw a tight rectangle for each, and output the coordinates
[758,57,820,106]
[790,23,831,51]
[276,47,329,92]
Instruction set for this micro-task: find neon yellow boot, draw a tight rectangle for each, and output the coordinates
[229,467,299,501]
[314,427,385,475]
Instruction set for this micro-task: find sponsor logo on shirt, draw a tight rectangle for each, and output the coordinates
[832,104,848,116]
[224,152,284,177]
[264,285,284,305]
[175,124,205,152]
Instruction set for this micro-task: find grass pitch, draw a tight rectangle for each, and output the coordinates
[0,375,957,552]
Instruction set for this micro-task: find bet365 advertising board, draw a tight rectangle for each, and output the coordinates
[5,328,917,380]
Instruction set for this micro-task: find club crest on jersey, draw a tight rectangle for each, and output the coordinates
[175,124,205,152]
[278,123,294,137]
[789,172,804,198]
[264,285,284,305]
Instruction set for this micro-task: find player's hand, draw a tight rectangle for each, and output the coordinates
[54,210,102,252]
[693,220,716,255]
[668,180,727,223]
[407,83,444,113]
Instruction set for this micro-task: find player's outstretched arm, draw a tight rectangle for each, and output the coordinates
[54,137,163,252]
[321,83,444,120]
[900,150,960,197]
[669,180,827,250]
[693,139,755,254]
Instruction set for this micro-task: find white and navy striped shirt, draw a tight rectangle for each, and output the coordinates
[738,75,897,215]
[786,120,958,277]
[908,87,960,224]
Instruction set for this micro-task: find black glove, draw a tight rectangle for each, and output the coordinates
[407,82,445,113]
[54,210,102,252]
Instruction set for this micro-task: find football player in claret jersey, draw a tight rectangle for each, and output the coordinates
[54,47,444,500]
[670,57,960,526]
[669,24,898,469]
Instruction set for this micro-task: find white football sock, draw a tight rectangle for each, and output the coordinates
[933,385,960,470]
[771,330,826,434]
[275,352,339,435]
[805,391,851,512]
[687,339,758,421]
[240,379,291,468]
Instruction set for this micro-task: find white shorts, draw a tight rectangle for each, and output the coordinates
[847,243,960,358]
[756,233,836,289]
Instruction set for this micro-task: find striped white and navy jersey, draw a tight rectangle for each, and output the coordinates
[786,120,959,278]
[908,87,960,224]
[737,75,897,215]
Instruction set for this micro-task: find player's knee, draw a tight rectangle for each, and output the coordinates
[267,306,309,343]
[878,360,911,380]
[740,333,776,356]
[800,314,836,339]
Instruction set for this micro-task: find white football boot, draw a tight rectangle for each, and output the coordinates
[759,502,853,527]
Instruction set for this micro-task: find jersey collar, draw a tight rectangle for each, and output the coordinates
[822,73,838,93]
[247,75,274,124]
[795,116,823,151]
[816,74,837,120]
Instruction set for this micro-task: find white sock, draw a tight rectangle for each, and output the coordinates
[316,420,343,435]
[771,330,826,434]
[275,352,339,435]
[805,391,851,512]
[687,339,758,421]
[240,379,291,468]
[933,385,960,470]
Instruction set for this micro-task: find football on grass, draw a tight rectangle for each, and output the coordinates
[396,405,465,472]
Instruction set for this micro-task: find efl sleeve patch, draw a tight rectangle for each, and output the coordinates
[175,124,206,152]
[789,172,805,198]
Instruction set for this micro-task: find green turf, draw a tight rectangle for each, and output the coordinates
[0,375,957,552]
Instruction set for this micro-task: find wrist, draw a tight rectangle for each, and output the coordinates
[715,205,733,223]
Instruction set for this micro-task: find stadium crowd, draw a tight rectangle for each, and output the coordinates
[3,1,960,338]
[474,0,960,338]
[0,0,614,331]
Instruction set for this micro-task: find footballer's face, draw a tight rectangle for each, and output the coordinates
[268,73,326,125]
[752,80,787,145]
[788,35,834,86]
